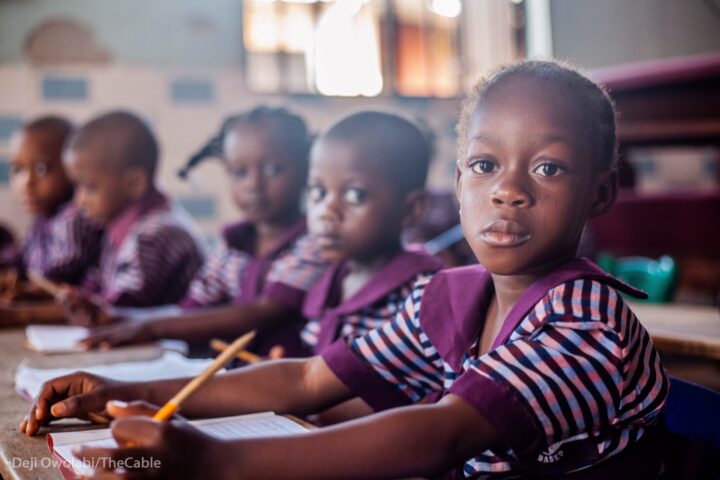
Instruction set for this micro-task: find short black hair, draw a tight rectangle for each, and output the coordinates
[457,60,618,171]
[321,111,431,195]
[23,115,74,148]
[69,110,159,177]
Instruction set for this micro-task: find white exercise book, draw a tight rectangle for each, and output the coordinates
[15,351,215,400]
[47,412,309,478]
[24,325,187,354]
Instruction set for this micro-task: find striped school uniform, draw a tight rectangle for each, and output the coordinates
[0,203,101,284]
[181,218,328,356]
[84,189,204,307]
[301,249,443,354]
[322,258,669,478]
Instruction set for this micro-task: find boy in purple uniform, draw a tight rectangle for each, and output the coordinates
[300,111,443,354]
[80,107,327,356]
[22,61,668,479]
[59,111,204,324]
[0,116,101,298]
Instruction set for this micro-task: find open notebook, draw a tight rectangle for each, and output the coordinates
[25,325,186,354]
[15,351,215,400]
[48,412,309,479]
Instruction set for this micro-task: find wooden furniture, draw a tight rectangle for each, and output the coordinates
[630,301,720,361]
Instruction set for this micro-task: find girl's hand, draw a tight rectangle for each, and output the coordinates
[75,401,224,479]
[80,320,154,350]
[19,372,140,436]
[58,287,114,327]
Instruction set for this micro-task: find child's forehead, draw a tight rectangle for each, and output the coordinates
[312,138,382,173]
[10,130,64,158]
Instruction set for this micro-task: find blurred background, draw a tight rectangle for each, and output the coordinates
[0,0,719,304]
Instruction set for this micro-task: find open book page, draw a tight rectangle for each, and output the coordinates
[49,412,309,477]
[15,351,215,400]
[24,325,187,354]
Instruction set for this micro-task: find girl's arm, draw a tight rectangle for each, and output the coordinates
[21,356,353,435]
[228,394,498,479]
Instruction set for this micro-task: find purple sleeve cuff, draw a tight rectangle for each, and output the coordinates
[321,339,413,412]
[449,370,544,456]
[262,281,306,310]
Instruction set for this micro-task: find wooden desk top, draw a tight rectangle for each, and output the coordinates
[0,328,168,480]
[629,301,720,360]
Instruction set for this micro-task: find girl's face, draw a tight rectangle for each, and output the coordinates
[224,124,305,224]
[307,139,406,263]
[456,77,615,277]
[10,131,73,216]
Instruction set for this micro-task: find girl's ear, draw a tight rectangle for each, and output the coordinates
[589,169,618,217]
[123,166,150,201]
[401,189,428,229]
[454,162,463,205]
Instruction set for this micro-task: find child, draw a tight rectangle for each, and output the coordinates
[0,116,101,298]
[300,111,443,354]
[58,110,205,325]
[80,107,328,357]
[21,61,669,479]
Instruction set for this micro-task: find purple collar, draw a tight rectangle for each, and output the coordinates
[420,257,647,369]
[304,249,444,318]
[222,217,306,258]
[106,189,168,248]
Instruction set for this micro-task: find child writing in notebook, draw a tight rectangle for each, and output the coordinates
[56,110,205,325]
[80,106,327,357]
[22,61,669,479]
[0,116,101,301]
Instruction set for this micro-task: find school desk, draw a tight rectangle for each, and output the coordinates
[630,301,720,360]
[0,327,173,480]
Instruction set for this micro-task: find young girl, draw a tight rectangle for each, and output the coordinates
[0,116,102,299]
[80,106,328,357]
[22,61,668,479]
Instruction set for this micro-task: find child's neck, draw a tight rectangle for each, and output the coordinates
[341,242,403,301]
[254,208,303,256]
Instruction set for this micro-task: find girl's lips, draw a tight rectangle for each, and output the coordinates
[315,232,343,249]
[480,220,531,247]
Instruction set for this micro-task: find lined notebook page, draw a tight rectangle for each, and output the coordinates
[51,412,308,476]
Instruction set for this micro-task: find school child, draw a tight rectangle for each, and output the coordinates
[80,106,327,357]
[21,61,669,479]
[0,116,102,298]
[58,110,205,325]
[300,111,443,354]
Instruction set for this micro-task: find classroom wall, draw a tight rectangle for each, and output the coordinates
[550,0,720,68]
[0,1,467,242]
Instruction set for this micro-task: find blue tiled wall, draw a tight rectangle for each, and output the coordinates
[171,79,214,103]
[0,116,23,140]
[42,76,88,101]
[178,196,217,219]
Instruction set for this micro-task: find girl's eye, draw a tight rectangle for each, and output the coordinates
[262,164,281,177]
[308,185,325,202]
[34,162,49,177]
[533,163,565,177]
[231,167,248,178]
[344,188,366,205]
[470,159,496,175]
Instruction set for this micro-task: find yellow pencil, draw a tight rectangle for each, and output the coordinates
[152,330,257,421]
[210,338,262,363]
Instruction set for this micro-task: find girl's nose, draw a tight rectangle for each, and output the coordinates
[317,192,343,222]
[490,174,532,208]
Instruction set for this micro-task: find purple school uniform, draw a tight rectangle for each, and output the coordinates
[322,258,669,478]
[0,203,101,284]
[84,190,204,307]
[302,249,443,354]
[181,218,328,356]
